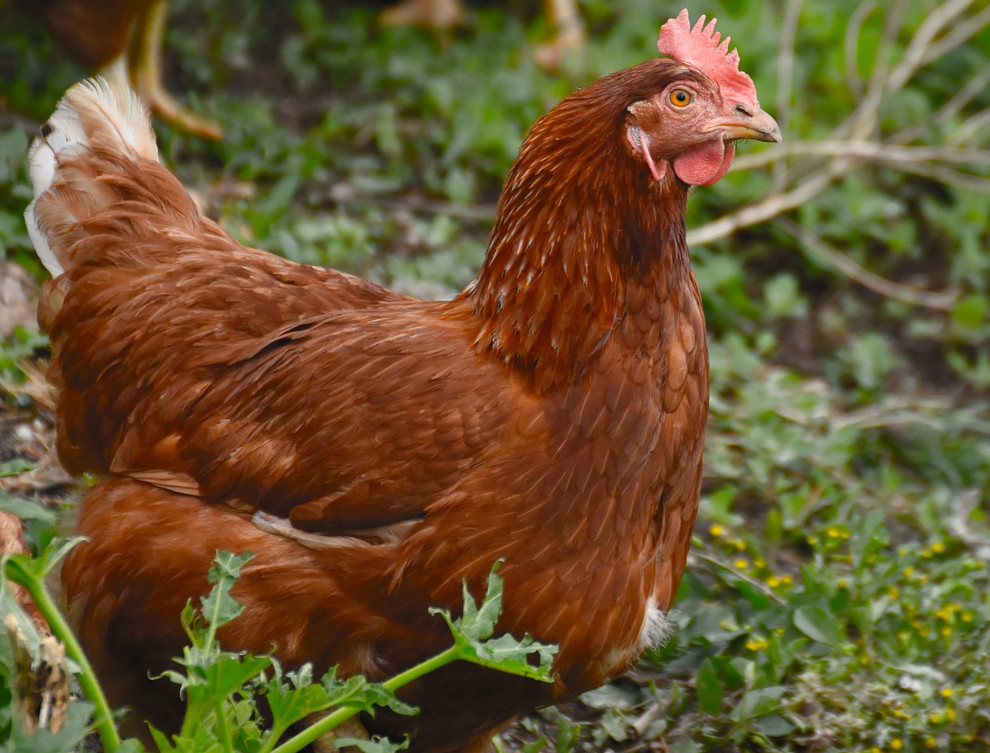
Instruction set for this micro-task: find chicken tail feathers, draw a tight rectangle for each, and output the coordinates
[24,78,162,278]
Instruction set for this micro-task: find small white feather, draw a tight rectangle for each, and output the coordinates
[24,199,63,277]
[637,596,672,650]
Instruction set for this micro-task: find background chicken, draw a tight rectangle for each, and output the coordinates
[24,9,778,752]
[10,0,582,144]
[14,0,223,139]
[380,0,586,69]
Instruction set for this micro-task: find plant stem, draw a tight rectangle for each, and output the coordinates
[270,645,462,753]
[215,693,234,753]
[8,562,123,753]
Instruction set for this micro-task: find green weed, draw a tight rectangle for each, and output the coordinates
[0,540,553,753]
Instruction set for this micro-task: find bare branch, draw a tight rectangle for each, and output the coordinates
[688,169,839,246]
[948,107,990,147]
[893,159,990,194]
[919,3,990,71]
[832,396,963,432]
[773,0,803,191]
[732,141,990,170]
[837,0,909,142]
[772,217,958,311]
[844,2,876,99]
[894,63,990,144]
[887,0,973,91]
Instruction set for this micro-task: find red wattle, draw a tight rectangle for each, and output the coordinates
[673,141,735,186]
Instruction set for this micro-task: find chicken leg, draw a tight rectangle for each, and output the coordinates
[126,0,222,140]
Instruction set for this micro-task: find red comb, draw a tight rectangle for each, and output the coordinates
[657,9,758,108]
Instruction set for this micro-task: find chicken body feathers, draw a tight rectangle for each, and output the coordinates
[33,63,717,753]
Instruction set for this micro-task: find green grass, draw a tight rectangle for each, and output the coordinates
[1,1,989,751]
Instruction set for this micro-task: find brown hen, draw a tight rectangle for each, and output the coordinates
[25,10,779,752]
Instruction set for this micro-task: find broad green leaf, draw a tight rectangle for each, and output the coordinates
[952,293,989,329]
[792,606,843,646]
[722,657,752,689]
[0,496,57,528]
[696,658,723,715]
[598,708,628,742]
[555,715,581,753]
[193,653,271,700]
[729,686,787,722]
[754,713,796,737]
[0,459,32,478]
[734,581,774,611]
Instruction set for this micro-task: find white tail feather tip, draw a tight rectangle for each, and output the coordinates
[24,77,160,279]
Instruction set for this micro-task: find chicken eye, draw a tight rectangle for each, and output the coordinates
[669,89,693,108]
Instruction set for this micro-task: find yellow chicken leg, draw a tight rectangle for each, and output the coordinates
[126,0,222,140]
